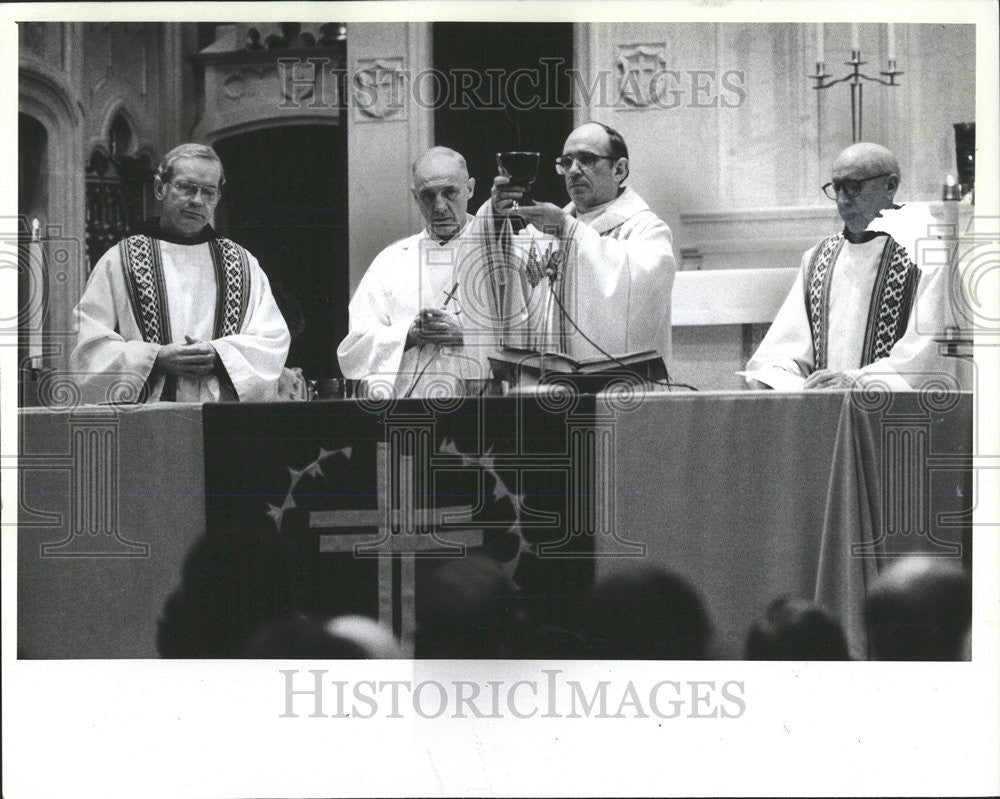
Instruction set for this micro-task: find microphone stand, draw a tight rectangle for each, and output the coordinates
[540,248,561,386]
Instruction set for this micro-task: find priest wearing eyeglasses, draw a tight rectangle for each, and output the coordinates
[70,143,290,403]
[746,142,967,391]
[481,121,677,369]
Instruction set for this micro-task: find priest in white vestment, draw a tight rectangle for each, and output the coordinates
[746,142,969,392]
[485,121,677,369]
[70,143,290,404]
[338,147,509,397]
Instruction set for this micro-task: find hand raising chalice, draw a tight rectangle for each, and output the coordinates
[495,151,540,214]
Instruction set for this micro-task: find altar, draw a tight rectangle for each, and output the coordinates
[17,389,972,660]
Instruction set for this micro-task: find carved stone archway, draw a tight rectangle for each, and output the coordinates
[191,23,346,144]
[18,61,87,374]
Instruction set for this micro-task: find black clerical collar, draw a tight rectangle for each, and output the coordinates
[843,227,889,244]
[134,218,217,245]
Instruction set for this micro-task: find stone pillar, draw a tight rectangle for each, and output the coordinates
[346,22,433,294]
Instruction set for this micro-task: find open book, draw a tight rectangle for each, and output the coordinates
[489,348,667,391]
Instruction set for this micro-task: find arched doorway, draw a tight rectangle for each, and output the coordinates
[19,62,86,385]
[18,113,48,394]
[214,124,349,378]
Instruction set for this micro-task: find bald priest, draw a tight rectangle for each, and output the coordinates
[746,142,969,392]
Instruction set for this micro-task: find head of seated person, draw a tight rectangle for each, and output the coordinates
[586,565,712,660]
[325,615,403,658]
[415,553,522,658]
[157,526,302,658]
[866,556,971,661]
[245,612,369,658]
[744,596,850,660]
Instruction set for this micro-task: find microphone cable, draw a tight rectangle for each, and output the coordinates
[403,282,462,399]
[542,279,698,392]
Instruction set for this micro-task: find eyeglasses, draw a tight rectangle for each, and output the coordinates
[822,173,892,200]
[171,180,221,204]
[555,151,616,174]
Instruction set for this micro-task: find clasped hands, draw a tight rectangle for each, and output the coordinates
[803,369,858,389]
[491,175,567,233]
[406,308,464,348]
[154,335,220,377]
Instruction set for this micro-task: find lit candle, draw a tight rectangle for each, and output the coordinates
[816,23,825,65]
[886,23,896,61]
[28,218,44,364]
[942,174,961,201]
[851,23,860,52]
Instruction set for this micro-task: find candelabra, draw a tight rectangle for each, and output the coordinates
[809,24,903,143]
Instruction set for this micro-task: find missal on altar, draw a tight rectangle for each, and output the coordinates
[488,347,668,392]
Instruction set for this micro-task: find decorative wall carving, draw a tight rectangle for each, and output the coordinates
[192,23,345,142]
[345,22,433,293]
[18,55,87,373]
[616,43,667,107]
[18,21,185,378]
[244,22,345,50]
[82,22,164,177]
[86,23,151,107]
[220,64,272,102]
[352,56,407,122]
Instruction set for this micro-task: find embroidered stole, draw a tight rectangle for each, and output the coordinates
[484,212,637,355]
[119,234,251,397]
[529,215,634,355]
[483,215,544,351]
[804,233,921,369]
[547,217,633,353]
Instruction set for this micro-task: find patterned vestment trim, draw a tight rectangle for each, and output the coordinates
[120,234,250,344]
[208,237,252,338]
[861,239,921,365]
[804,234,846,370]
[804,234,920,370]
[120,235,173,345]
[494,219,513,349]
[556,229,571,353]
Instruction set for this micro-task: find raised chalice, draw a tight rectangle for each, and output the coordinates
[496,151,540,211]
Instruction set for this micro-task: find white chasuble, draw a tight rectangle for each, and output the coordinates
[748,205,970,391]
[337,219,506,398]
[70,233,290,404]
[475,186,677,369]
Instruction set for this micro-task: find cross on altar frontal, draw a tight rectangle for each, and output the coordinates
[307,442,482,654]
[206,398,608,659]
